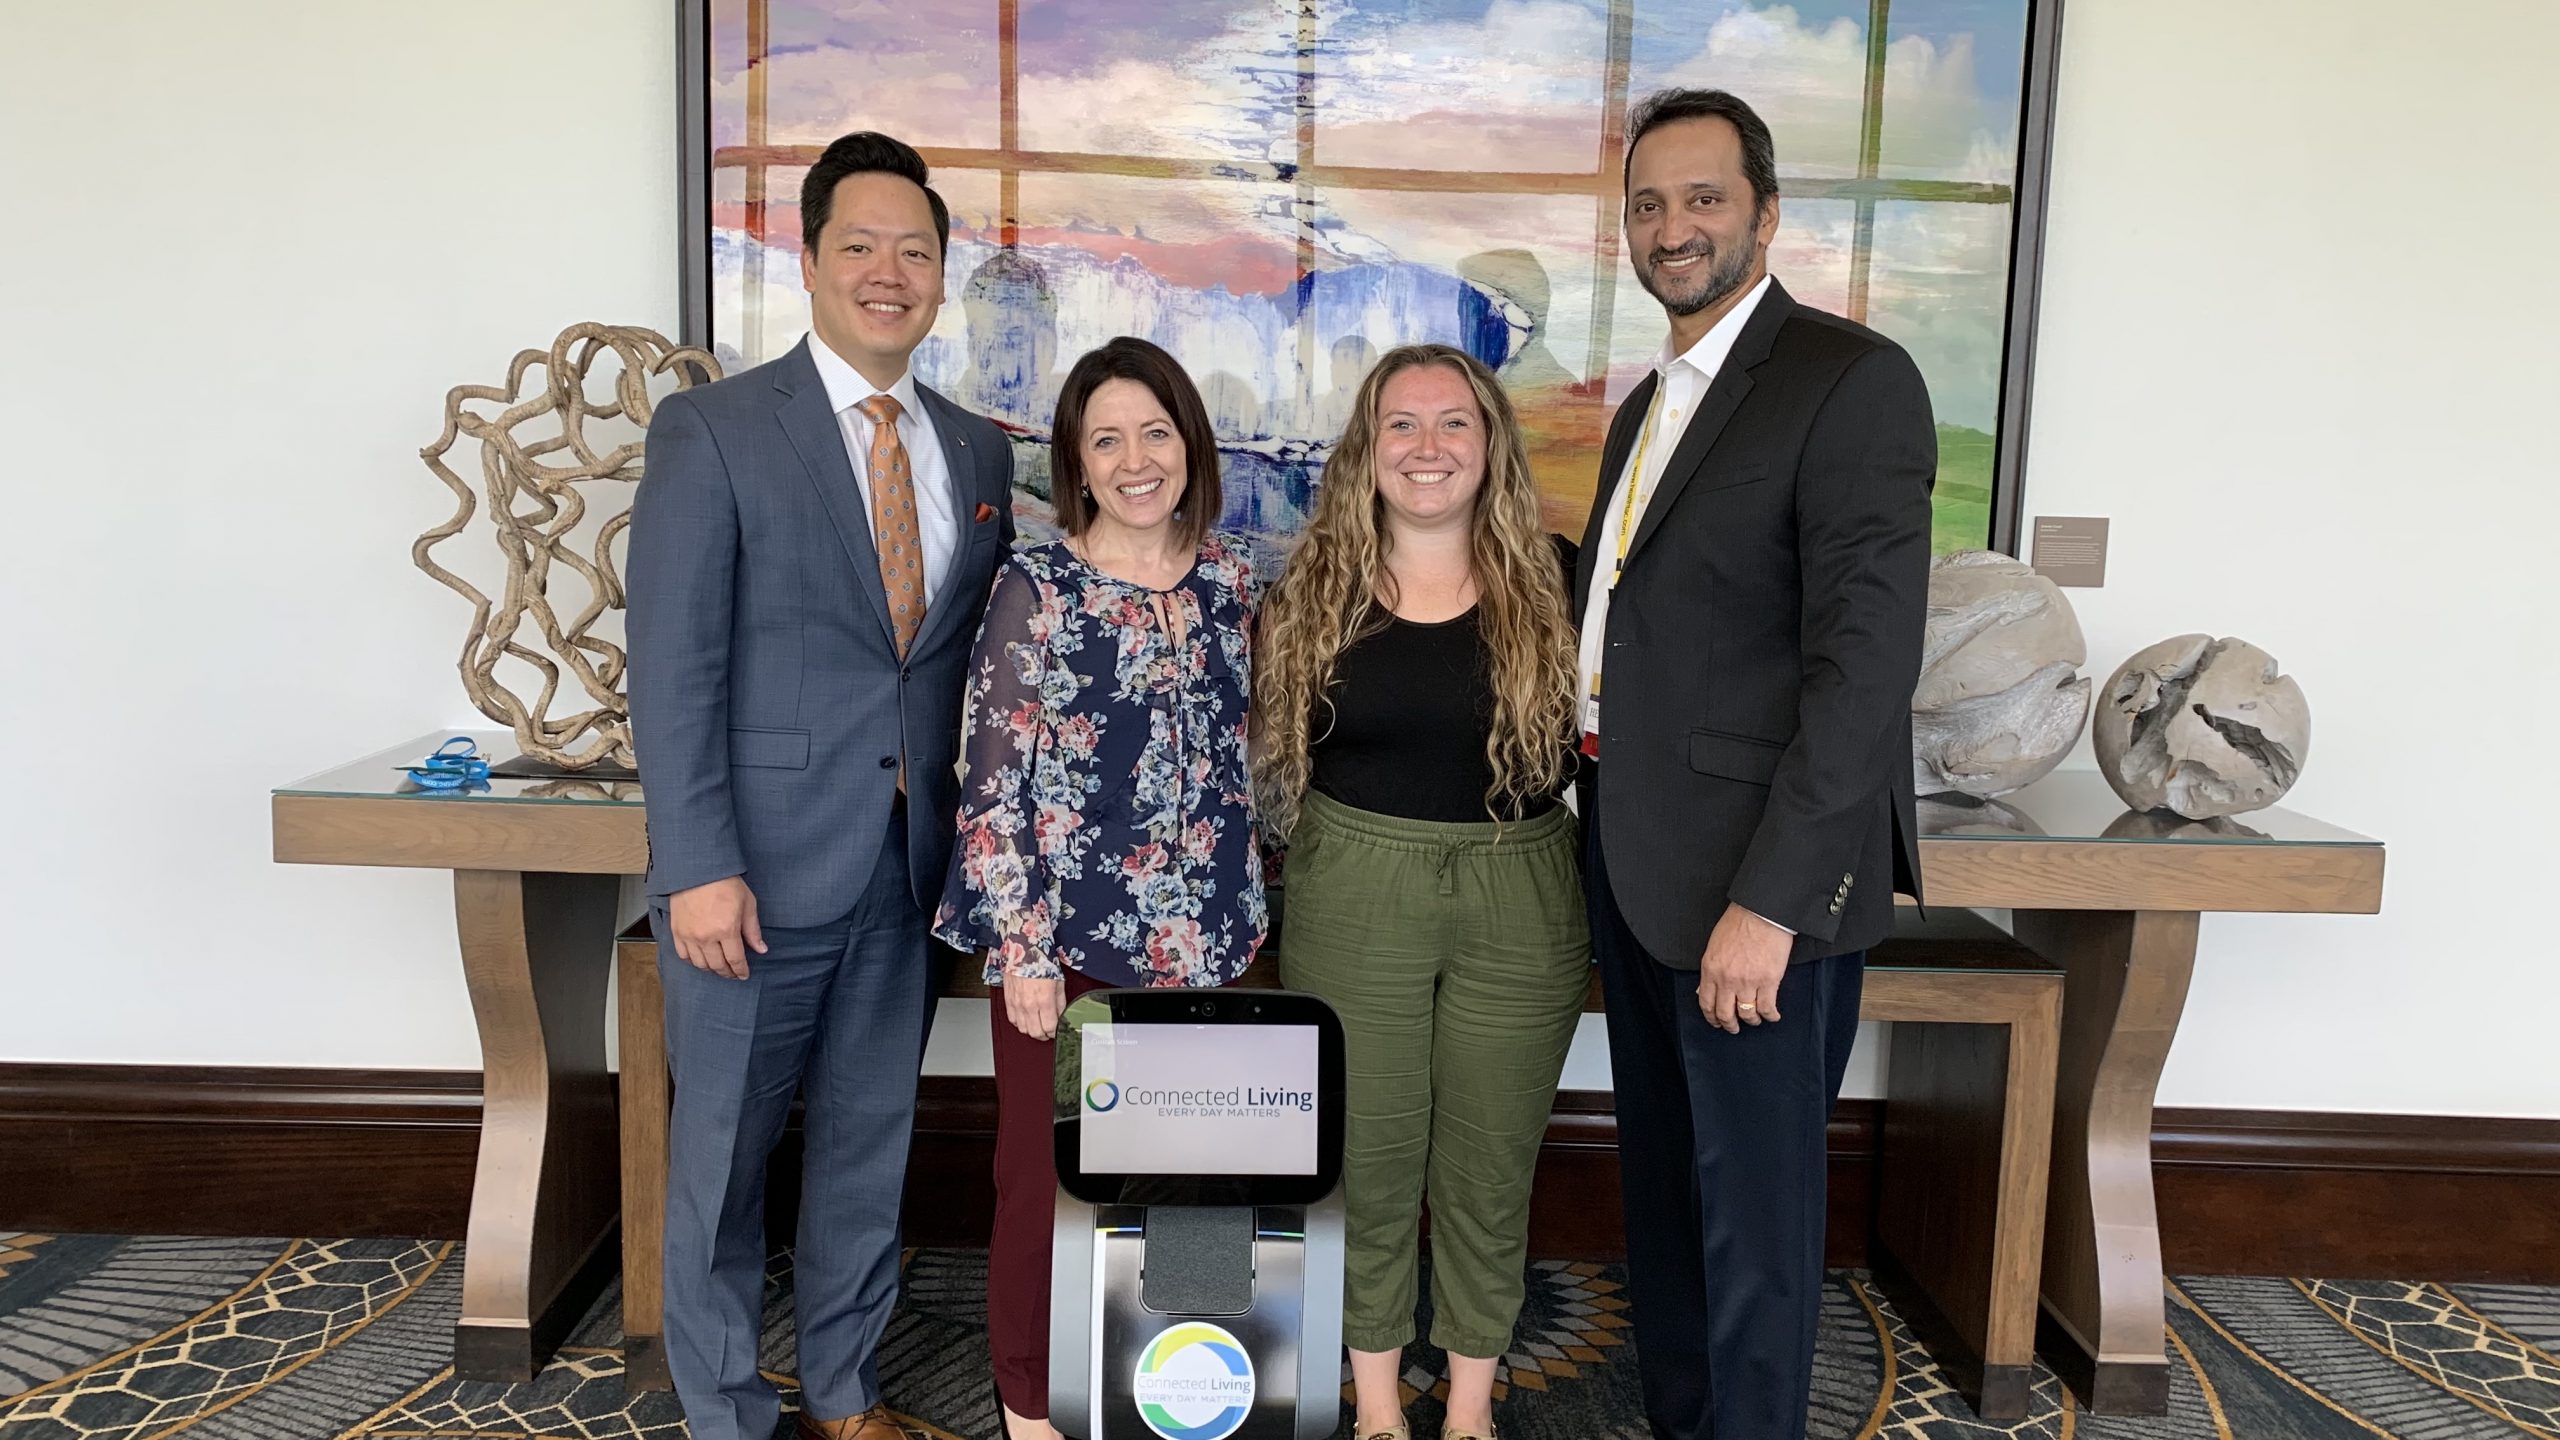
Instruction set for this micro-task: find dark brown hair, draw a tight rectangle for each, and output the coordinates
[1048,337,1223,550]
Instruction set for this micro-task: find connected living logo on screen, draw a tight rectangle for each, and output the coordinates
[1082,1022,1323,1177]
[1131,1321,1255,1440]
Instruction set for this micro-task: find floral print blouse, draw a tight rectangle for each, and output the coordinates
[932,533,1266,989]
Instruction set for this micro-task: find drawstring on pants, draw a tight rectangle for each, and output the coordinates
[1435,840,1474,896]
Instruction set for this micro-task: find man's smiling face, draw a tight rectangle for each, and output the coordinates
[1624,114,1779,320]
[801,170,946,382]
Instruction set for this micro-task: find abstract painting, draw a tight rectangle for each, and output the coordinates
[681,0,2060,557]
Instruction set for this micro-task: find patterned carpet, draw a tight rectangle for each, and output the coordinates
[2,1232,2557,1438]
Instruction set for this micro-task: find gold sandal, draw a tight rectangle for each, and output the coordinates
[1355,1426,1409,1440]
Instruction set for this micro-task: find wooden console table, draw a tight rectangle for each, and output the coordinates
[273,734,646,1381]
[275,734,2382,1411]
[1913,776,2383,1411]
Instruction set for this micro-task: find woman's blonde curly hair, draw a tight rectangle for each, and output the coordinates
[1251,344,1579,839]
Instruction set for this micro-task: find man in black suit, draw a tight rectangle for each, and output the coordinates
[1572,87,1934,1438]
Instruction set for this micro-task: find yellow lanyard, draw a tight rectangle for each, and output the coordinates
[1588,378,1671,720]
[1608,379,1671,590]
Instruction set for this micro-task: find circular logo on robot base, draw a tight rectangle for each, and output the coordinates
[1085,1078,1120,1112]
[1130,1321,1255,1440]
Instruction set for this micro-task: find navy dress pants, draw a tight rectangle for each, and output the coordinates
[1582,780,1863,1440]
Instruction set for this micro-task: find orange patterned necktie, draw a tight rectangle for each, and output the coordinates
[855,394,926,656]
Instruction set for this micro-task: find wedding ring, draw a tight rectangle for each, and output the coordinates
[1736,1002,1757,1012]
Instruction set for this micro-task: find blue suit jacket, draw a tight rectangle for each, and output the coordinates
[627,338,1016,927]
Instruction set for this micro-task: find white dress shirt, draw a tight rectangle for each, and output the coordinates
[1576,274,1772,744]
[807,333,958,602]
[1577,276,1795,938]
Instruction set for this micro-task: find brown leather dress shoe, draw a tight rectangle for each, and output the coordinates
[793,1405,917,1439]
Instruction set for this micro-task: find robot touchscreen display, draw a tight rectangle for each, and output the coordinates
[1078,1023,1321,1177]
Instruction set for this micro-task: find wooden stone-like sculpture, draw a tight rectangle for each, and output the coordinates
[1911,551,2093,798]
[2094,635,2310,819]
[417,324,721,772]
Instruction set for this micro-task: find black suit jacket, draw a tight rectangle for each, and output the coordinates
[1573,278,1934,966]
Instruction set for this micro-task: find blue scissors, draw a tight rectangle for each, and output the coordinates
[399,736,493,791]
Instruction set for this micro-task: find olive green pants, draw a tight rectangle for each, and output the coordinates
[1278,790,1591,1357]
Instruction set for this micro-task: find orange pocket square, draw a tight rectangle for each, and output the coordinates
[975,501,997,523]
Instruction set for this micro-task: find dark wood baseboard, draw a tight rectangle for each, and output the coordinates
[2152,1108,2560,1284]
[0,1065,485,1237]
[1536,1090,1882,1267]
[6,1065,2554,1284]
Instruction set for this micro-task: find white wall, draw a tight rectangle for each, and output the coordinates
[2028,0,2560,1115]
[0,3,677,1066]
[2,2,2552,1116]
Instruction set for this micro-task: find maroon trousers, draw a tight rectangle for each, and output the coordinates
[988,968,1110,1419]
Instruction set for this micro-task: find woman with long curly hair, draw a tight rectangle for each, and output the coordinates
[1254,343,1588,1440]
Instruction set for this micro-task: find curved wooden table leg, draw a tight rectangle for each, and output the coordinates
[453,869,623,1381]
[2012,908,2198,1416]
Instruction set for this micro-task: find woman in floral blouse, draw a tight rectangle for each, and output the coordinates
[933,335,1264,1440]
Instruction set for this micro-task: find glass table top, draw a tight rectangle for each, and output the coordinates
[1915,768,2375,846]
[280,734,2377,846]
[276,732,644,807]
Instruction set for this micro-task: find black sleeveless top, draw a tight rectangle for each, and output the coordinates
[1307,538,1576,824]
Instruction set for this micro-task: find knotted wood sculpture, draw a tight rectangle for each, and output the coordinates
[416,323,722,772]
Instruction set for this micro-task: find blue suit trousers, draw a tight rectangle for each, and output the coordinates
[657,808,933,1440]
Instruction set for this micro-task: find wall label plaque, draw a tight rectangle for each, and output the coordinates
[2032,516,2110,587]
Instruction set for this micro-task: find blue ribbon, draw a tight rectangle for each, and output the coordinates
[399,736,492,791]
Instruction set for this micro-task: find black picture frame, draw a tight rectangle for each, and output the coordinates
[1992,0,2066,557]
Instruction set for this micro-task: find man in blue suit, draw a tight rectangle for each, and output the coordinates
[628,131,1015,1440]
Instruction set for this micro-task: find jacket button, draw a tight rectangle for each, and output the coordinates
[879,756,897,769]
